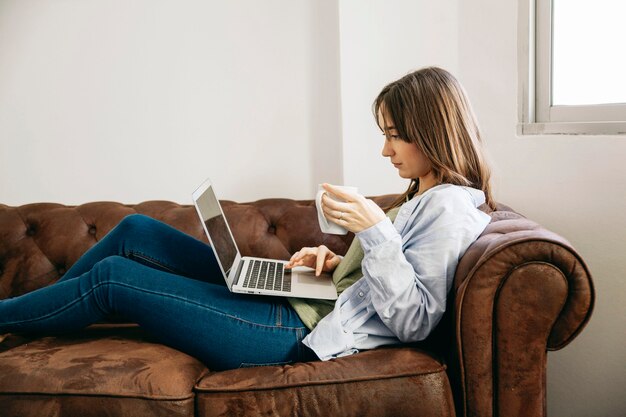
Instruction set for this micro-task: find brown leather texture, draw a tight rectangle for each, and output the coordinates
[0,324,204,417]
[0,197,594,417]
[195,347,455,417]
[452,209,595,417]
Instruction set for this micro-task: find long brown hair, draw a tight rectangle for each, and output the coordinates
[373,67,495,211]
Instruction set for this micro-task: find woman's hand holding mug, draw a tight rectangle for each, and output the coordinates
[318,183,386,234]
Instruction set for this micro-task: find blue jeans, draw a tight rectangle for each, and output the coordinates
[0,214,314,370]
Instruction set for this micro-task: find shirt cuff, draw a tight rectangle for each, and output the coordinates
[356,217,398,252]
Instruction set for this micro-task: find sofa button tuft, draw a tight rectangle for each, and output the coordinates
[88,226,97,235]
[26,225,37,236]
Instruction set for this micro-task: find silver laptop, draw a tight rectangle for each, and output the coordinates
[192,178,338,300]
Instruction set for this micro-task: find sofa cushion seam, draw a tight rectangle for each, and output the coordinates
[194,367,446,393]
[0,391,195,401]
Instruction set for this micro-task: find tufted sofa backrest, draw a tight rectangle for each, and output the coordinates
[0,196,398,299]
[0,195,595,357]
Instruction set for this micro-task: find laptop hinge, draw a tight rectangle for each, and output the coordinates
[232,260,245,287]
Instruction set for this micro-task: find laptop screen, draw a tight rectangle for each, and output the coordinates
[194,183,238,275]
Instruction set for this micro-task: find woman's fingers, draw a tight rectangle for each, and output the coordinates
[286,247,319,268]
[286,246,337,276]
[321,195,353,227]
[287,250,304,267]
[315,246,330,276]
[321,193,350,213]
[322,183,359,202]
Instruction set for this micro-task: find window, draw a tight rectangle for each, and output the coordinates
[519,0,626,135]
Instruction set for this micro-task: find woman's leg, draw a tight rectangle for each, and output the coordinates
[59,214,224,286]
[0,256,312,370]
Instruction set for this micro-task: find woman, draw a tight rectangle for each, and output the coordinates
[0,67,494,370]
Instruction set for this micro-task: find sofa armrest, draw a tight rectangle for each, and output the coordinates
[451,210,594,417]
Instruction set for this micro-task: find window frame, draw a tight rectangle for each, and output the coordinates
[518,0,626,135]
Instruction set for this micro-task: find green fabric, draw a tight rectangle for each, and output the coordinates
[288,207,401,330]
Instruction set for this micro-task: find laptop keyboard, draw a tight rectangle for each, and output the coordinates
[242,260,291,292]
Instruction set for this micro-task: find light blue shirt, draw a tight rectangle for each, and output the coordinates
[303,184,492,360]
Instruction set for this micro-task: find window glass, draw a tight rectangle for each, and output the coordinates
[552,0,626,106]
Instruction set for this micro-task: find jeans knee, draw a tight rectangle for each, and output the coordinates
[118,213,156,229]
[92,256,127,282]
[89,256,130,315]
[91,255,141,292]
[115,214,156,235]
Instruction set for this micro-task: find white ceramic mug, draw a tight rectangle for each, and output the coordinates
[315,184,359,235]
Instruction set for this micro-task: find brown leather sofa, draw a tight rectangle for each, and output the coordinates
[0,196,594,417]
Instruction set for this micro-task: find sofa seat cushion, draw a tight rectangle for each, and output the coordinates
[0,324,208,417]
[194,347,455,417]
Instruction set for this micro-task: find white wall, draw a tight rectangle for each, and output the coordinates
[1,1,623,416]
[338,0,459,196]
[0,0,342,205]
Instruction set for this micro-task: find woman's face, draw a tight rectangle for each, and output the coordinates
[378,109,433,180]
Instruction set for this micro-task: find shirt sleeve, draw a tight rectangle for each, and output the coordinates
[356,192,490,343]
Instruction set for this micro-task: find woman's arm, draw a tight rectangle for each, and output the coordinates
[358,190,490,342]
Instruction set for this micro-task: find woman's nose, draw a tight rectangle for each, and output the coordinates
[381,140,393,157]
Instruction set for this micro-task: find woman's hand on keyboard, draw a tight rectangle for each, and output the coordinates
[285,245,342,276]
